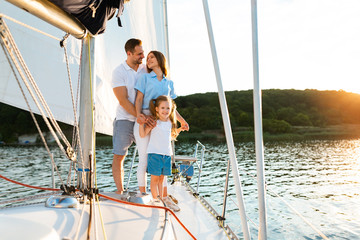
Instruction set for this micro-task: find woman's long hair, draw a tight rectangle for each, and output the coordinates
[147,51,168,77]
[149,95,178,139]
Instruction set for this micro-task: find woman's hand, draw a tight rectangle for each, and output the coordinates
[180,120,189,131]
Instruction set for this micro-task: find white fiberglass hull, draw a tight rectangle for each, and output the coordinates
[0,181,233,240]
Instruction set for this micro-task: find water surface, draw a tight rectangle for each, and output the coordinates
[1,139,360,239]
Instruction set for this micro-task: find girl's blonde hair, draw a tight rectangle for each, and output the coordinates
[149,95,178,139]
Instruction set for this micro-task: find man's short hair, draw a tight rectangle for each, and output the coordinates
[125,38,142,54]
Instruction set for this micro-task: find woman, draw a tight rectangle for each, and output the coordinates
[133,51,188,210]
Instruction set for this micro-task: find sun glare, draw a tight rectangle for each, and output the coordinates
[339,88,360,95]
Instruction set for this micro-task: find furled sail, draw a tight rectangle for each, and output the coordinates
[0,0,166,136]
[49,0,125,36]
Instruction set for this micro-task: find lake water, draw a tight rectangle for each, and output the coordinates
[1,139,360,239]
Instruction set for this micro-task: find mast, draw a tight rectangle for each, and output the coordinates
[251,0,268,239]
[78,35,96,191]
[163,0,171,69]
[201,1,251,239]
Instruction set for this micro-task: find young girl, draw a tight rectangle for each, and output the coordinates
[139,95,183,204]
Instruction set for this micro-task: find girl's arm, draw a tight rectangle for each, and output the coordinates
[139,123,152,138]
[175,110,189,131]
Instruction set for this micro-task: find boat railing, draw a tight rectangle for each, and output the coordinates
[124,141,206,194]
[174,140,206,195]
[125,147,138,192]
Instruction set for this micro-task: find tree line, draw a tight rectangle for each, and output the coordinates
[1,89,360,142]
[175,89,360,134]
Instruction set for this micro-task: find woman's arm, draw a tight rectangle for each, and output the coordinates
[175,110,189,131]
[171,125,187,140]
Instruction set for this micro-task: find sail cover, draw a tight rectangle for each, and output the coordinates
[49,0,125,36]
[0,0,166,136]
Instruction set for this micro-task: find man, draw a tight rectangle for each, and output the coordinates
[111,38,146,194]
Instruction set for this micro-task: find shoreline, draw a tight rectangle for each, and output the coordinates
[2,124,360,146]
[178,124,360,142]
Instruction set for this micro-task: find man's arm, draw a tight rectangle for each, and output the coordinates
[113,86,137,117]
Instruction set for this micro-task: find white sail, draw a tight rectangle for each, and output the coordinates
[0,0,166,136]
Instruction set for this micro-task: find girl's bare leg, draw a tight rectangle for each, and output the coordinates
[158,175,165,199]
[150,175,160,199]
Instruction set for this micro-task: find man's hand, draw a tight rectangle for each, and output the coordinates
[137,113,147,125]
[145,115,157,129]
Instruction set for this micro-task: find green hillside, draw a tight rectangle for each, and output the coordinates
[1,89,360,143]
[175,89,360,141]
[177,89,360,129]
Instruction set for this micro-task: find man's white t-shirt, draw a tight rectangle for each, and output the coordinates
[112,61,146,121]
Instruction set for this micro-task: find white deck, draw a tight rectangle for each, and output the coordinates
[168,182,230,240]
[0,181,233,240]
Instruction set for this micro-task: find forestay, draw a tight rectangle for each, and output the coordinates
[0,0,167,135]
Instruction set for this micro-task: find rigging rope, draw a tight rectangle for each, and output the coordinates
[61,34,86,187]
[0,14,61,41]
[228,196,259,230]
[96,194,108,240]
[0,18,74,162]
[71,42,83,156]
[0,192,59,207]
[236,165,329,240]
[99,193,197,240]
[0,173,195,239]
[0,33,67,189]
[0,16,102,240]
[0,13,195,240]
[0,174,60,192]
[74,195,88,240]
[200,147,329,239]
[11,31,71,150]
[92,193,99,240]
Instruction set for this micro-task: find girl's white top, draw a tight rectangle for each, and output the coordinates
[146,120,172,156]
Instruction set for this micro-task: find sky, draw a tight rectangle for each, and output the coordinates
[166,0,360,96]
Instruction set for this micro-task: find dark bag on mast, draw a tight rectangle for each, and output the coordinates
[49,0,125,35]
